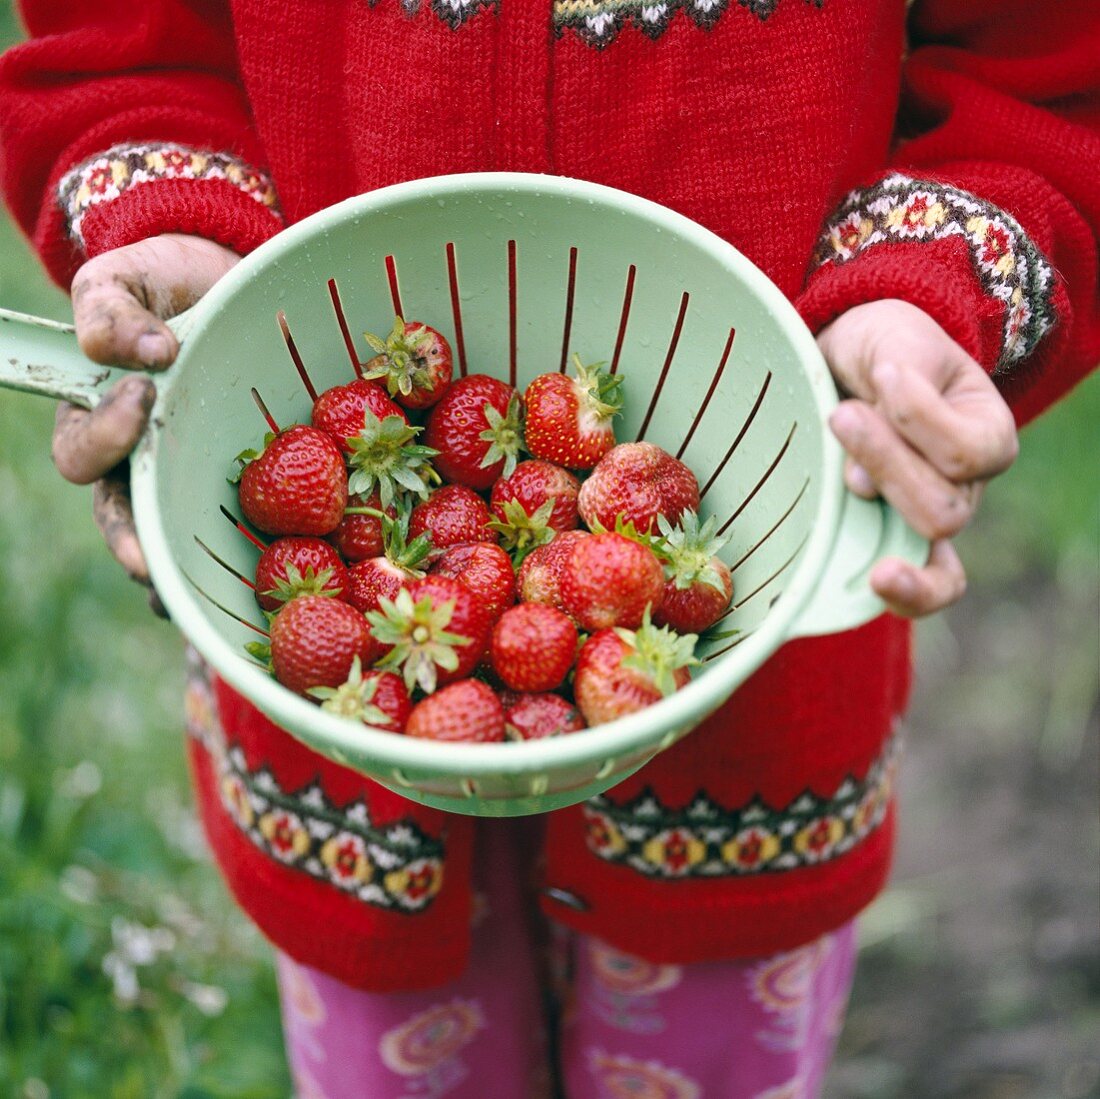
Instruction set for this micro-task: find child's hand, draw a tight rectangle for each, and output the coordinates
[816,299,1019,618]
[54,234,240,605]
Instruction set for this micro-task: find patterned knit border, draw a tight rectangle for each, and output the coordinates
[185,657,445,913]
[583,733,899,878]
[553,0,823,49]
[58,143,282,249]
[385,0,499,28]
[812,174,1056,370]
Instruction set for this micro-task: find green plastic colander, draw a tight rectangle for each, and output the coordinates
[0,173,925,816]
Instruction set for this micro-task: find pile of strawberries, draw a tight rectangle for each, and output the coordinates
[231,316,734,743]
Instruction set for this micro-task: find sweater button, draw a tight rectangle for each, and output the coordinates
[543,886,589,912]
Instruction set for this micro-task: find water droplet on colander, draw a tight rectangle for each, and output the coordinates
[436,199,445,207]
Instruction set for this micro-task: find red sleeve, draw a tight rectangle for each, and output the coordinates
[796,0,1100,427]
[0,0,283,288]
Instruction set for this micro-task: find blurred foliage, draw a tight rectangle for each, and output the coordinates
[0,1,1095,1096]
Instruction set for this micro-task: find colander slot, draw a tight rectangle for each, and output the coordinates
[636,290,689,441]
[219,504,266,552]
[390,768,413,788]
[726,477,810,573]
[460,778,479,798]
[608,263,637,376]
[384,254,403,318]
[194,535,256,592]
[703,632,749,662]
[717,422,798,536]
[183,568,269,639]
[676,327,735,460]
[250,387,281,435]
[277,310,319,401]
[445,243,468,378]
[699,371,773,500]
[528,774,550,796]
[558,246,579,373]
[731,536,806,612]
[508,239,518,387]
[328,278,366,378]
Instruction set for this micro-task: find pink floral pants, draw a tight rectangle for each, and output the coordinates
[277,820,857,1099]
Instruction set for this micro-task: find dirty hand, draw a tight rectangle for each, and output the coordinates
[54,234,240,608]
[817,299,1019,618]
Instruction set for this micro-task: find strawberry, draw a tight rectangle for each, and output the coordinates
[517,530,590,610]
[329,491,395,562]
[503,693,586,740]
[578,442,700,535]
[409,484,497,553]
[652,512,734,634]
[573,614,697,726]
[344,511,433,616]
[362,316,453,410]
[430,542,516,622]
[405,679,505,743]
[269,595,380,696]
[254,537,348,612]
[489,460,580,562]
[367,575,492,693]
[311,378,407,451]
[345,411,440,511]
[235,424,348,537]
[523,356,623,470]
[308,657,411,733]
[559,531,665,631]
[424,374,523,490]
[490,604,578,693]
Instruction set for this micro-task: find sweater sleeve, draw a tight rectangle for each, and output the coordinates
[796,0,1100,427]
[0,0,283,289]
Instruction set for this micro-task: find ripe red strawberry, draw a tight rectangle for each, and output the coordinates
[405,679,505,743]
[578,442,700,535]
[517,530,590,610]
[430,542,516,622]
[573,616,697,726]
[503,693,586,740]
[254,537,348,612]
[308,657,411,733]
[344,511,433,615]
[409,484,497,553]
[559,532,665,631]
[329,492,395,562]
[236,424,348,537]
[367,575,492,693]
[489,460,580,561]
[269,595,380,696]
[311,378,407,451]
[652,512,734,633]
[490,604,578,693]
[523,356,623,470]
[362,316,453,410]
[424,374,523,490]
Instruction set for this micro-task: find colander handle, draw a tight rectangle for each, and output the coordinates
[0,307,194,410]
[788,490,929,639]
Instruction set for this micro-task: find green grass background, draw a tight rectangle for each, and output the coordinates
[0,3,1096,1096]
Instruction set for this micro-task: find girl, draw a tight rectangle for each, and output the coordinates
[2,1,1097,1094]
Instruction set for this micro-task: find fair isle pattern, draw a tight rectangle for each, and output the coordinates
[553,0,824,49]
[813,174,1056,370]
[185,655,445,913]
[583,733,899,878]
[370,0,498,29]
[58,144,281,249]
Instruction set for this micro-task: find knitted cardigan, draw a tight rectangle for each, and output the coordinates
[2,0,1097,992]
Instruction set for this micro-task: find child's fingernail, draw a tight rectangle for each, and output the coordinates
[137,332,171,366]
[847,463,876,496]
[830,404,860,435]
[872,361,898,390]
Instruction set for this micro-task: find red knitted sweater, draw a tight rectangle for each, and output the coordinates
[3,0,1098,991]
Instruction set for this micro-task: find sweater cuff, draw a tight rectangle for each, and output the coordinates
[797,174,1057,375]
[57,143,283,260]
